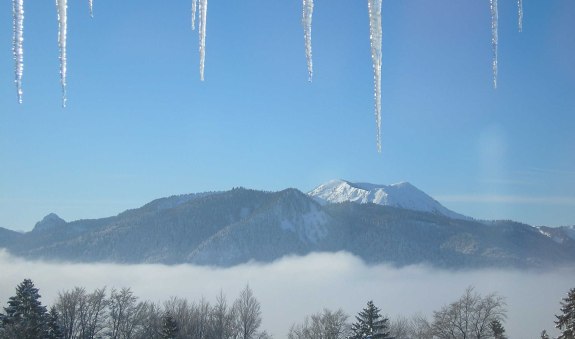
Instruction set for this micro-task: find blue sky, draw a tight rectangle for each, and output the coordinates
[0,0,574,230]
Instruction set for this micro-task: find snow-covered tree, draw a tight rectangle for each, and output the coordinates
[388,315,411,339]
[46,306,64,339]
[555,287,575,339]
[431,286,506,339]
[192,298,211,338]
[1,279,48,338]
[349,300,391,339]
[233,285,262,339]
[135,301,163,338]
[55,287,84,339]
[288,308,349,339]
[163,297,195,338]
[0,312,5,337]
[209,291,237,339]
[541,329,550,339]
[161,312,178,339]
[490,319,507,339]
[408,314,433,339]
[56,286,109,339]
[107,287,147,339]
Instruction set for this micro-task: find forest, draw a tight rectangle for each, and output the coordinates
[1,279,574,339]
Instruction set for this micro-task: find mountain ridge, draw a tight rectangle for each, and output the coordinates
[0,182,574,269]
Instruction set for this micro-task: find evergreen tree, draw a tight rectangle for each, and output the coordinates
[0,312,5,337]
[349,301,391,339]
[161,312,178,339]
[490,319,507,339]
[46,306,64,339]
[556,287,575,339]
[1,279,48,339]
[541,330,550,339]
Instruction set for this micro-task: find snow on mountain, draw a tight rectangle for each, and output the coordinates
[3,186,574,269]
[308,179,470,220]
[538,225,575,244]
[280,199,329,244]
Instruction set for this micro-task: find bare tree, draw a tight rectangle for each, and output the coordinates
[192,298,211,339]
[79,287,109,339]
[55,286,109,339]
[56,287,85,339]
[407,313,433,339]
[288,316,312,339]
[108,287,147,339]
[389,315,411,339]
[431,286,506,339]
[208,291,237,339]
[163,297,195,339]
[255,330,273,339]
[288,308,349,339]
[233,285,262,339]
[135,302,163,339]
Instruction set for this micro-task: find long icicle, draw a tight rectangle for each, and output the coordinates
[56,0,68,107]
[89,0,93,18]
[490,0,498,89]
[368,0,383,152]
[191,0,198,30]
[13,0,24,104]
[302,0,314,82]
[198,0,207,81]
[518,0,523,32]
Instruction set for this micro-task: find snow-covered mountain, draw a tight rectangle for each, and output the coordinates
[308,179,469,220]
[2,185,574,269]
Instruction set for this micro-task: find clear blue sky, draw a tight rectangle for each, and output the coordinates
[1,0,574,231]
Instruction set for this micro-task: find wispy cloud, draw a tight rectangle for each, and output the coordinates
[436,194,575,205]
[526,167,575,177]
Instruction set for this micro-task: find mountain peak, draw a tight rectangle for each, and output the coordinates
[33,213,66,232]
[308,179,470,220]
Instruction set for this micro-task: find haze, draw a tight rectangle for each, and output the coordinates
[1,250,573,338]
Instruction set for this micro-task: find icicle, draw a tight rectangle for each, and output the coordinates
[89,0,93,18]
[518,0,523,32]
[302,0,314,82]
[56,0,67,107]
[12,0,24,104]
[191,0,198,30]
[490,0,498,89]
[368,0,383,152]
[198,0,207,81]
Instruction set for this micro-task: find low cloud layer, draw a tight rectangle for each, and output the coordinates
[1,250,573,338]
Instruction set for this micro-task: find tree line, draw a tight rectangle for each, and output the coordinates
[1,279,574,339]
[0,280,268,339]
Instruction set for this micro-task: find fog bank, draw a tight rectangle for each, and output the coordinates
[0,250,573,338]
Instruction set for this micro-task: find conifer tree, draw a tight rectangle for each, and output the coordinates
[161,312,179,339]
[349,300,391,339]
[490,319,507,339]
[46,306,64,339]
[541,330,550,339]
[556,287,575,339]
[2,279,48,339]
[0,312,5,337]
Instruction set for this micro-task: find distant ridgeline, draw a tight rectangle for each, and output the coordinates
[0,180,574,268]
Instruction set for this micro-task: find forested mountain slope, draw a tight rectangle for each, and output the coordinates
[2,187,574,268]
